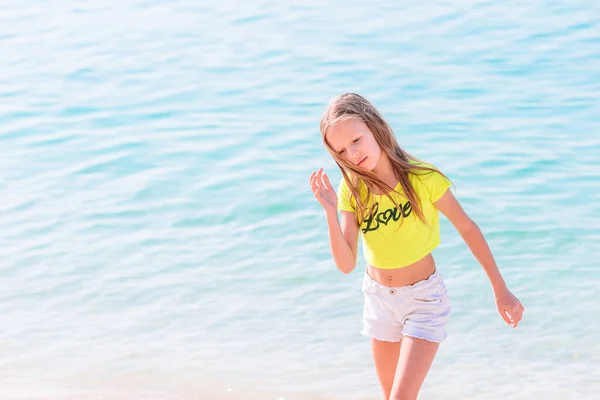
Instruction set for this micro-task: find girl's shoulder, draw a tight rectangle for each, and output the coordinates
[407,159,452,202]
[408,158,438,171]
[337,175,366,212]
[407,159,448,181]
[338,175,368,196]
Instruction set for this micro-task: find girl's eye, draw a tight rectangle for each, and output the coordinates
[353,137,361,143]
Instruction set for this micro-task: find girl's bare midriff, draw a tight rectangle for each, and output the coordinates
[367,253,437,287]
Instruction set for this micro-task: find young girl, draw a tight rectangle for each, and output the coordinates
[309,93,524,400]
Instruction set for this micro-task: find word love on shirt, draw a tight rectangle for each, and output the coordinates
[361,201,412,233]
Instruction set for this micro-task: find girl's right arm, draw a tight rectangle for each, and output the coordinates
[325,209,359,274]
[310,168,359,274]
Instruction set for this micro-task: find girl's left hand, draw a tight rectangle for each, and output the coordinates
[494,288,524,328]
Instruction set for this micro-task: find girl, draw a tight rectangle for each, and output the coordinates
[309,93,524,400]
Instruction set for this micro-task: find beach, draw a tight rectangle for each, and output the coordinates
[1,0,599,398]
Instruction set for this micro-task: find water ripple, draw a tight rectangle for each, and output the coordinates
[1,0,599,399]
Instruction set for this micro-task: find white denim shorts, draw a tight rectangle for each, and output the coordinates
[361,269,451,343]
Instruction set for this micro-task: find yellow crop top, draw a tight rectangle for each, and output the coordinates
[337,162,452,269]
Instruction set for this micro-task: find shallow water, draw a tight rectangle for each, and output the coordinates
[1,0,599,399]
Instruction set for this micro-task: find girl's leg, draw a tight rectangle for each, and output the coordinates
[371,338,402,400]
[389,336,439,400]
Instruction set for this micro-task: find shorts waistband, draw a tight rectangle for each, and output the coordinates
[363,269,442,294]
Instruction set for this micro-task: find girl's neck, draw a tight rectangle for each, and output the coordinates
[372,154,398,188]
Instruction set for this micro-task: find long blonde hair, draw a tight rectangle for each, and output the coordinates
[320,93,451,225]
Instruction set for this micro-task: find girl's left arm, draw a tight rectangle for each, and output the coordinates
[434,189,525,328]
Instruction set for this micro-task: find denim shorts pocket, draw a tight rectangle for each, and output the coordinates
[362,276,378,294]
[411,293,444,304]
[410,283,448,304]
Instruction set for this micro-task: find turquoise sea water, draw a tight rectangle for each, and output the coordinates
[1,1,599,399]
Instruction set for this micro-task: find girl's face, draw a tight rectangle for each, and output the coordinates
[325,118,382,171]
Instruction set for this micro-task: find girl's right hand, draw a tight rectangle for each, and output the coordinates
[309,168,338,214]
